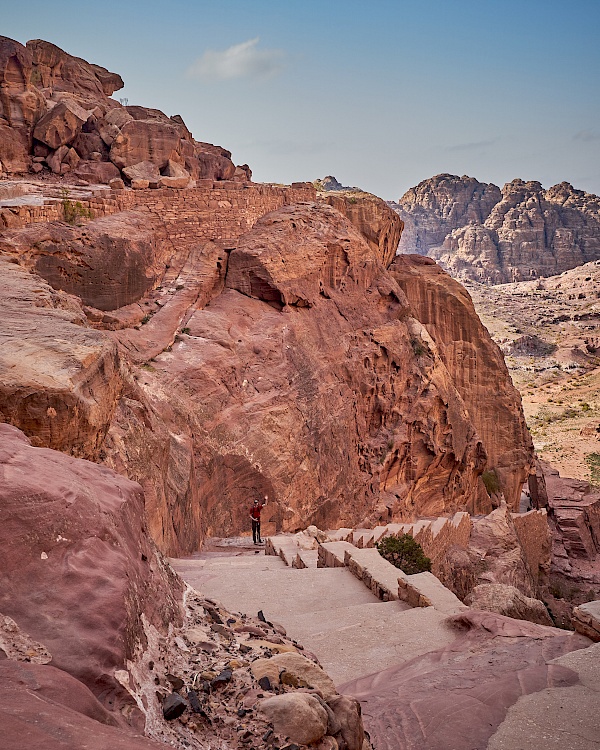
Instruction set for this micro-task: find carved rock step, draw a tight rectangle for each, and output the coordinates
[171,555,457,686]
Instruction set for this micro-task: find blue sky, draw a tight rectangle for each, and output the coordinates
[3,0,600,198]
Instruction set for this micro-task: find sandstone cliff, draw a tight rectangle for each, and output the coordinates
[0,188,533,553]
[393,174,600,284]
[390,254,533,507]
[0,43,534,555]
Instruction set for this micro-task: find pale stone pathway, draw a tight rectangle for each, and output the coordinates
[171,545,457,686]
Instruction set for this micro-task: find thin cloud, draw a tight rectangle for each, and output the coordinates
[573,130,600,143]
[187,38,284,81]
[446,139,497,152]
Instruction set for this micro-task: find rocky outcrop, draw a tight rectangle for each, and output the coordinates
[319,190,404,268]
[115,201,492,541]
[0,424,184,725]
[390,254,534,508]
[0,185,535,554]
[465,583,553,625]
[0,36,247,185]
[342,609,591,750]
[0,211,171,310]
[544,463,600,574]
[393,173,501,256]
[0,258,121,459]
[393,174,600,284]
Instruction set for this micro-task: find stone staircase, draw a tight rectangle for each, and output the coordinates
[171,531,465,686]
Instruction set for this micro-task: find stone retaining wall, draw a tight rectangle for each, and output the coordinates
[0,182,316,246]
[409,512,473,577]
[511,509,551,585]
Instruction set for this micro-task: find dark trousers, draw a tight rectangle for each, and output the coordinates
[252,519,261,543]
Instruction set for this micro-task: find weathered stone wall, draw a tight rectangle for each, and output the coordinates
[511,509,552,585]
[0,182,316,244]
[409,512,473,577]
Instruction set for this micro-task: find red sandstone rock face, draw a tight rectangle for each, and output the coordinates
[0,424,183,721]
[319,191,404,268]
[390,254,534,509]
[27,38,124,108]
[543,462,600,580]
[0,185,533,556]
[341,610,591,750]
[0,36,46,172]
[0,211,171,310]
[0,661,166,750]
[0,259,121,459]
[109,202,491,543]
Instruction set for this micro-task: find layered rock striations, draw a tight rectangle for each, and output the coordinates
[0,187,534,553]
[393,174,600,284]
[390,254,534,507]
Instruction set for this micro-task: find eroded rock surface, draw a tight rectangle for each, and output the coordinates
[114,201,495,541]
[0,424,183,721]
[390,254,534,508]
[0,259,120,458]
[342,609,591,750]
[0,36,247,185]
[393,174,600,284]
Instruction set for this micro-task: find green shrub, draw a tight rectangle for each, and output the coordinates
[376,534,431,575]
[585,453,600,486]
[61,189,93,225]
[482,469,501,495]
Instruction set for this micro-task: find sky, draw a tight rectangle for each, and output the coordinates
[3,0,600,199]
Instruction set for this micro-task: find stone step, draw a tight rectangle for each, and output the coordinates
[171,560,381,620]
[288,602,457,686]
[171,553,458,687]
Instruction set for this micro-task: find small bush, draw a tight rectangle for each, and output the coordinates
[181,327,191,335]
[376,534,431,575]
[585,453,600,486]
[410,338,427,357]
[61,189,92,225]
[482,469,501,495]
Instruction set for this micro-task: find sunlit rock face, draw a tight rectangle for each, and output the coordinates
[393,174,600,284]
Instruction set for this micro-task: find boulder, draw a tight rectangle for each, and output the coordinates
[258,693,328,745]
[160,158,191,187]
[192,147,236,181]
[251,652,337,700]
[72,130,109,160]
[465,583,553,626]
[104,107,134,129]
[131,178,149,190]
[33,99,89,149]
[123,160,161,184]
[45,144,69,173]
[72,159,120,184]
[327,695,365,750]
[0,122,30,173]
[0,424,184,720]
[572,601,600,641]
[63,146,80,169]
[109,119,182,169]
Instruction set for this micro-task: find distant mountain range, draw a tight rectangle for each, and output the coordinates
[389,174,600,285]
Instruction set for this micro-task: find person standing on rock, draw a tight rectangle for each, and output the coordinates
[250,497,266,544]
